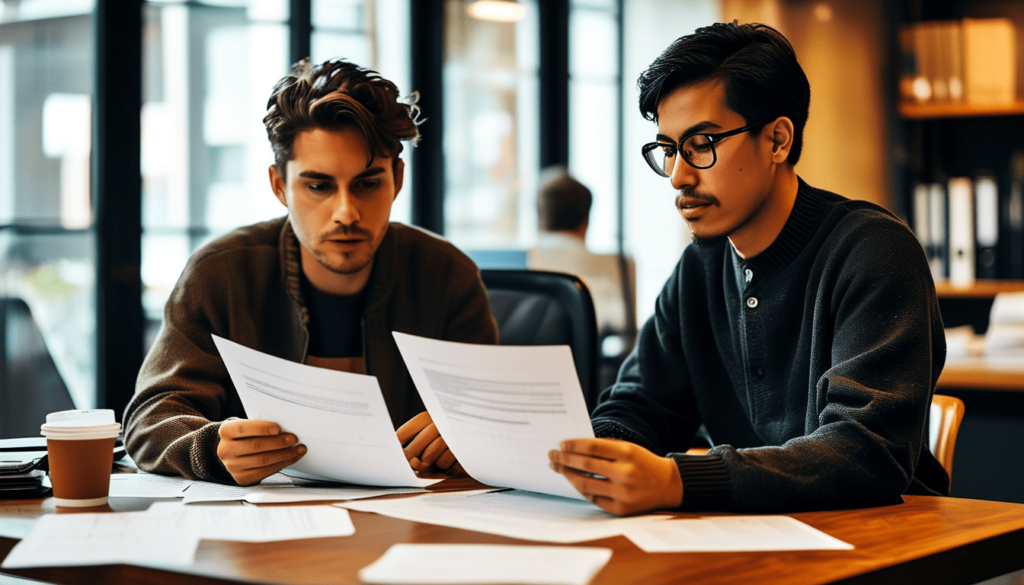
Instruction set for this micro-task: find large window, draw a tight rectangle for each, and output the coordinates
[0,1,97,409]
[141,0,409,348]
[568,0,620,255]
[141,1,291,345]
[442,0,539,248]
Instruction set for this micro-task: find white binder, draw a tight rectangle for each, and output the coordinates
[947,177,975,287]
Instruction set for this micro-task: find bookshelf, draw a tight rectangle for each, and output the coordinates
[934,279,1024,298]
[898,101,1024,120]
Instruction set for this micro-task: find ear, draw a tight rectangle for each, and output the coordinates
[392,158,405,201]
[269,164,287,207]
[767,117,795,164]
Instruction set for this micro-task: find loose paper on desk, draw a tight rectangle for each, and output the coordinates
[392,332,593,500]
[623,516,853,552]
[0,512,200,569]
[146,501,355,542]
[212,335,434,488]
[359,544,612,585]
[339,489,646,543]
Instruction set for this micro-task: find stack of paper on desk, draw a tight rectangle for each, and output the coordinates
[212,335,436,488]
[392,332,595,500]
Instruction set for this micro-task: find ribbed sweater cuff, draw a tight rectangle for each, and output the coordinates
[192,421,235,484]
[591,419,657,453]
[671,453,731,510]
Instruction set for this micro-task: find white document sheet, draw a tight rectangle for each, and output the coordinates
[339,489,648,543]
[212,335,434,488]
[392,332,594,500]
[146,502,355,542]
[623,515,854,552]
[172,475,423,504]
[0,512,200,569]
[108,472,194,498]
[359,544,612,585]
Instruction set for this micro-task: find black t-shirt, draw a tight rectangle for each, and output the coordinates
[301,276,366,358]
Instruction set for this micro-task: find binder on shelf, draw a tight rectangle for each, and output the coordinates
[974,175,998,280]
[927,183,947,280]
[962,18,1017,106]
[948,177,975,288]
[912,183,936,266]
[1009,151,1024,279]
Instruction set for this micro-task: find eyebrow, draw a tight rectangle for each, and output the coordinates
[297,167,386,181]
[656,120,723,143]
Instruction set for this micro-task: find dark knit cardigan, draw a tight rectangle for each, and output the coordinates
[592,178,949,512]
[123,218,498,483]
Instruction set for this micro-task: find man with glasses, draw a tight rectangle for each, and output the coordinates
[549,22,948,514]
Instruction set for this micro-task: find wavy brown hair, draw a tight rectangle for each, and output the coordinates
[264,58,421,177]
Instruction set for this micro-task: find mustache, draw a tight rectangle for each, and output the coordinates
[675,190,720,208]
[320,224,373,240]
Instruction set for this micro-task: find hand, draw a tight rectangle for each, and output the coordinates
[548,438,683,516]
[217,419,306,486]
[396,412,462,476]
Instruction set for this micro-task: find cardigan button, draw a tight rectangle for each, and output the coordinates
[744,268,753,283]
[746,297,759,309]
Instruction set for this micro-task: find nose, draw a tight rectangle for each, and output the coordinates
[669,157,697,192]
[332,189,360,226]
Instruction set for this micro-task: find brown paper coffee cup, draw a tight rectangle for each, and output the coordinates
[41,410,121,508]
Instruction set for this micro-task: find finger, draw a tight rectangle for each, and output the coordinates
[549,450,617,479]
[448,462,467,477]
[396,412,433,445]
[408,456,422,472]
[403,423,440,459]
[419,436,449,468]
[220,433,298,459]
[231,451,306,487]
[550,461,620,500]
[434,449,457,471]
[220,419,281,440]
[558,438,628,460]
[229,444,307,472]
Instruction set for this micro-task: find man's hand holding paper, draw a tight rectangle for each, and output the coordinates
[217,419,307,486]
[548,438,682,516]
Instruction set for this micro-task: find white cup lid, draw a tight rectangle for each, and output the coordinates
[44,409,116,427]
[40,410,121,439]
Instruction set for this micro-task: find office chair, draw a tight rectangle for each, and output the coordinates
[480,269,600,412]
[930,394,966,483]
[0,298,76,439]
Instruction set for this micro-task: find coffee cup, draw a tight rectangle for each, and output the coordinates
[40,410,122,507]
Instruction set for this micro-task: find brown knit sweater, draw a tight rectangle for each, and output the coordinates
[123,218,498,483]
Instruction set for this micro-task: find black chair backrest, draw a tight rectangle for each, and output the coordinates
[0,298,75,439]
[480,269,600,412]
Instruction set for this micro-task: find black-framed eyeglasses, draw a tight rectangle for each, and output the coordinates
[641,118,771,176]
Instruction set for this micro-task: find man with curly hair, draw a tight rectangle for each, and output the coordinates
[124,59,496,486]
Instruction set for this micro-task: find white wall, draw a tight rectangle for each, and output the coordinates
[622,0,720,325]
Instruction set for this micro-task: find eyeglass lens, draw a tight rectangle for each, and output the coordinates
[659,134,715,175]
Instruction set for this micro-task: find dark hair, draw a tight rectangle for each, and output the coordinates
[264,58,421,177]
[536,166,592,232]
[637,21,810,165]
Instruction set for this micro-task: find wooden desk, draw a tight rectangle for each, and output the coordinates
[938,358,1024,392]
[2,487,1024,585]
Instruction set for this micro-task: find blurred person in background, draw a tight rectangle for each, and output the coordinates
[528,166,636,384]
